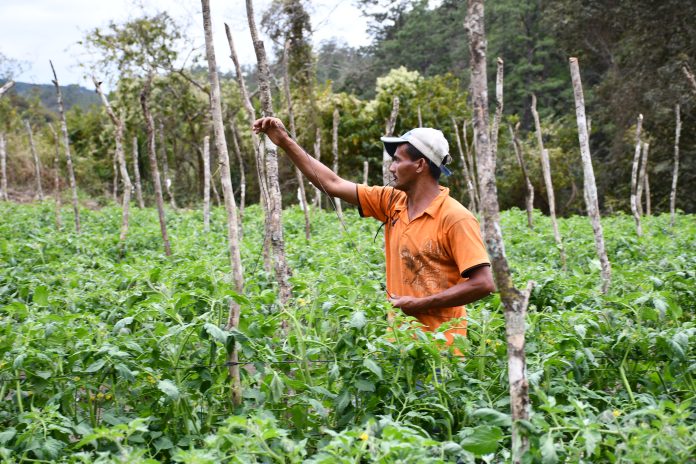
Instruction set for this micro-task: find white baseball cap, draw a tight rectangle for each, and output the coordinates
[381,128,452,176]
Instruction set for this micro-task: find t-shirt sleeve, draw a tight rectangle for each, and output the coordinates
[446,217,491,277]
[357,185,395,223]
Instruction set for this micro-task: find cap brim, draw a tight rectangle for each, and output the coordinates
[380,136,407,157]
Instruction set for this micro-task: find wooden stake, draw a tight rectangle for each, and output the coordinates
[531,93,565,270]
[509,123,534,229]
[50,61,80,233]
[629,114,643,236]
[246,0,293,306]
[417,105,423,126]
[94,77,133,249]
[140,74,172,256]
[465,3,534,461]
[490,57,504,158]
[637,142,649,217]
[313,127,322,207]
[462,120,480,208]
[0,80,13,98]
[670,104,681,227]
[452,116,477,212]
[132,137,145,208]
[158,121,177,210]
[203,134,211,232]
[48,124,62,229]
[24,120,44,200]
[229,120,246,218]
[0,133,7,201]
[383,96,399,186]
[202,0,245,406]
[363,160,369,184]
[569,57,611,294]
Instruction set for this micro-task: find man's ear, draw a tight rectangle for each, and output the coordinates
[416,158,426,173]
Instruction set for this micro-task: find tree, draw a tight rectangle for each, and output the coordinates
[94,77,133,250]
[569,57,611,293]
[201,0,245,405]
[247,0,293,305]
[531,94,565,270]
[465,2,534,461]
[50,61,81,233]
[670,105,681,226]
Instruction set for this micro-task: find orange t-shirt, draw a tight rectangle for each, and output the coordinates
[357,185,490,345]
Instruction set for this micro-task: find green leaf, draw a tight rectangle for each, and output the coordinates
[583,429,601,457]
[84,359,107,373]
[33,285,49,306]
[471,408,512,427]
[349,311,366,329]
[541,433,558,464]
[269,371,284,402]
[158,379,180,400]
[460,425,503,456]
[154,436,174,451]
[363,358,383,380]
[335,389,351,413]
[354,379,375,392]
[203,323,228,344]
[0,428,16,445]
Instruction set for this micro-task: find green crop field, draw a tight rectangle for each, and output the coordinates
[0,203,694,463]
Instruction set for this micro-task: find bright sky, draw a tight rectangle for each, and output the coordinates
[0,0,371,87]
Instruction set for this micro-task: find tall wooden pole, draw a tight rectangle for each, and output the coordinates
[629,114,643,236]
[452,116,477,212]
[637,142,649,216]
[465,2,534,461]
[569,57,611,294]
[50,61,80,233]
[509,123,534,229]
[490,57,504,159]
[24,121,44,200]
[0,133,7,201]
[246,0,293,305]
[95,77,133,248]
[670,104,681,227]
[229,120,247,218]
[462,120,480,208]
[531,93,565,270]
[132,137,145,208]
[0,80,14,98]
[48,124,62,229]
[203,134,211,232]
[158,121,177,210]
[202,0,245,406]
[140,74,172,256]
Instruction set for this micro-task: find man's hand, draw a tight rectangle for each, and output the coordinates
[252,117,291,147]
[389,294,425,316]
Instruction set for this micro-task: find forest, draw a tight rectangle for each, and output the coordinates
[0,0,695,462]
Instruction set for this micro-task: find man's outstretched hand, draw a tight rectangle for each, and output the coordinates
[252,117,291,147]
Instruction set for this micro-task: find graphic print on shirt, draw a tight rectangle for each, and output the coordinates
[400,238,448,294]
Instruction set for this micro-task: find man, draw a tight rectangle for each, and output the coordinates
[253,117,494,347]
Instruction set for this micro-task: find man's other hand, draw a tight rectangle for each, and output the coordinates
[252,117,291,147]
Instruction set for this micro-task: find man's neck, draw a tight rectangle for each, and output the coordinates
[405,179,441,221]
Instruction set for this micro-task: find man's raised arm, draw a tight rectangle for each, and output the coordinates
[252,117,359,205]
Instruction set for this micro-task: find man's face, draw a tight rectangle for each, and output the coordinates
[389,144,424,191]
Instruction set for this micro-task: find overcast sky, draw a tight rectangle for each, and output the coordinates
[0,0,371,87]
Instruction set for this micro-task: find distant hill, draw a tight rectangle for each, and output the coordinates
[11,81,100,113]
